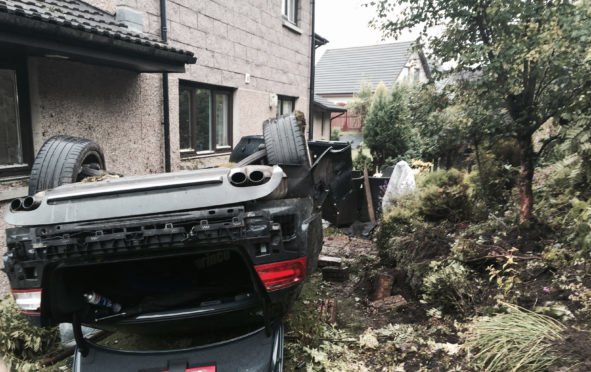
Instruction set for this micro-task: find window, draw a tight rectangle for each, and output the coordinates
[0,54,32,177]
[277,95,296,117]
[282,0,297,24]
[179,81,233,156]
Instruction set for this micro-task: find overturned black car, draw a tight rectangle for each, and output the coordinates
[2,114,353,371]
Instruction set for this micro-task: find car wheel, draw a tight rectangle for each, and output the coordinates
[263,114,309,166]
[28,136,106,195]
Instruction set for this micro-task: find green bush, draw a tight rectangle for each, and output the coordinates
[421,261,480,315]
[380,222,453,292]
[330,128,341,141]
[352,145,372,171]
[417,169,471,222]
[0,296,60,371]
[376,194,421,257]
[362,83,412,168]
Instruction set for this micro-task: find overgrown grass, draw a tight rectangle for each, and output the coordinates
[0,296,60,372]
[466,303,568,372]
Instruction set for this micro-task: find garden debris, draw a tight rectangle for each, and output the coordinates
[359,328,379,349]
[369,295,408,311]
[371,273,394,301]
[318,255,342,268]
[317,299,337,323]
[321,235,377,257]
[322,266,349,282]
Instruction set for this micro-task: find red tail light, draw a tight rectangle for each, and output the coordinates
[255,257,307,291]
[11,289,42,315]
[161,367,215,372]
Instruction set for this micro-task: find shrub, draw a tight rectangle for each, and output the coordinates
[376,194,421,258]
[421,261,480,315]
[466,304,570,372]
[330,128,341,141]
[417,169,471,222]
[0,296,60,371]
[380,222,453,292]
[362,83,412,168]
[352,145,372,171]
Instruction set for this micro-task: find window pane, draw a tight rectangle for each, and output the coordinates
[0,69,22,165]
[179,88,192,150]
[282,99,293,115]
[284,0,296,23]
[195,89,212,151]
[215,94,229,147]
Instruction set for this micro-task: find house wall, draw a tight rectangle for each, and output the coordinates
[116,0,313,169]
[395,52,429,83]
[312,111,331,141]
[28,57,165,176]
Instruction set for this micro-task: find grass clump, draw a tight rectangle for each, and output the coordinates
[0,296,60,371]
[466,304,569,372]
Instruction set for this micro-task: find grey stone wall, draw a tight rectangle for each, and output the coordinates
[135,0,313,168]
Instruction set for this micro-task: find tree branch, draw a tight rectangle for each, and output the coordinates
[535,133,561,157]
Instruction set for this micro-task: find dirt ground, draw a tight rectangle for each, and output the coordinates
[284,233,468,371]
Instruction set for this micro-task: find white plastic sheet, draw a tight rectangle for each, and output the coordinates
[381,160,416,212]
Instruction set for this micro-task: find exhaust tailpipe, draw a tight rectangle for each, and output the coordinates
[9,197,24,212]
[229,167,248,186]
[22,192,45,211]
[245,165,273,185]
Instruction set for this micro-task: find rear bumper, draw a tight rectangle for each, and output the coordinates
[4,199,320,327]
[73,321,284,372]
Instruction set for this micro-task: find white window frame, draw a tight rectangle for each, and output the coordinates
[282,0,297,25]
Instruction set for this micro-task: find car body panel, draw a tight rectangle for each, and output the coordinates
[4,166,284,226]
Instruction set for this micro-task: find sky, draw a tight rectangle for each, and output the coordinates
[314,0,422,62]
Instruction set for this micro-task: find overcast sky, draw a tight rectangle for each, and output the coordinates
[315,0,421,62]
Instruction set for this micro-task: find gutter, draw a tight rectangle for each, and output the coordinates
[161,0,171,172]
[307,0,315,140]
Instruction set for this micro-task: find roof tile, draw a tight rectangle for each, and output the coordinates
[315,42,413,95]
[0,0,194,57]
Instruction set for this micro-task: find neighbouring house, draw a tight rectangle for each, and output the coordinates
[312,94,346,140]
[0,0,315,296]
[315,41,430,131]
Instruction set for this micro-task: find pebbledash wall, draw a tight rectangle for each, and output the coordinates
[0,0,312,296]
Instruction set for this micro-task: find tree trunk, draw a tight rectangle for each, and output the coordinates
[518,136,535,223]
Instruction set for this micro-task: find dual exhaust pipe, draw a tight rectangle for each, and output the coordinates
[229,165,274,187]
[10,192,44,212]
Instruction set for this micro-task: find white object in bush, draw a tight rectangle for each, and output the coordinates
[381,160,416,212]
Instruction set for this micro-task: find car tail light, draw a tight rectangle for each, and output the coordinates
[161,367,215,372]
[255,257,307,291]
[11,289,41,314]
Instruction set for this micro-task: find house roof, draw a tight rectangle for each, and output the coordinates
[313,94,346,113]
[315,41,414,95]
[0,0,196,72]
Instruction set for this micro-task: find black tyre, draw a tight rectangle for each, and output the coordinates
[28,136,106,195]
[263,114,309,166]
